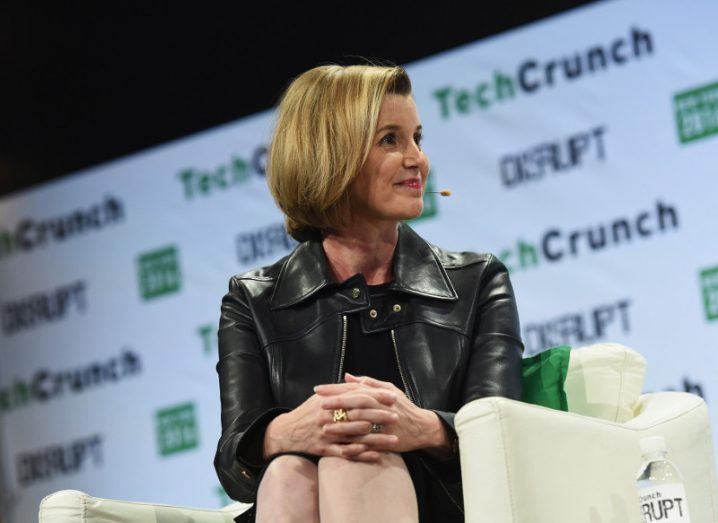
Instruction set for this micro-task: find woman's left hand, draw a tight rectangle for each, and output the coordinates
[314,373,450,459]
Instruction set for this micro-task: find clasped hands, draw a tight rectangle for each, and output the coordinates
[264,372,448,463]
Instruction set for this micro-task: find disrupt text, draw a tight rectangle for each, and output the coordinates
[523,299,631,356]
[1,280,88,336]
[500,126,606,188]
[17,434,103,487]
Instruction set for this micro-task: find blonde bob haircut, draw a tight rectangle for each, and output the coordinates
[266,64,412,242]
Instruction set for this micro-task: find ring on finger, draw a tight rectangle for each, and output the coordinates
[333,408,348,423]
[371,422,383,433]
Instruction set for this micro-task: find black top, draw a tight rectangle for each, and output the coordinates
[343,281,404,390]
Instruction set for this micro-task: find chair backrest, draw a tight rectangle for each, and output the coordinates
[564,342,647,422]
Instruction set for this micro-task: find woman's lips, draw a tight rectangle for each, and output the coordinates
[395,179,422,190]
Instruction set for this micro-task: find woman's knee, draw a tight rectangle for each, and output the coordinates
[259,454,318,491]
[317,453,417,521]
[256,456,320,523]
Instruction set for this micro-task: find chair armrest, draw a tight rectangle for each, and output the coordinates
[455,393,718,523]
[39,490,251,523]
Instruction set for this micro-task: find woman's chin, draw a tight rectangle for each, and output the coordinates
[399,204,425,221]
[359,203,424,224]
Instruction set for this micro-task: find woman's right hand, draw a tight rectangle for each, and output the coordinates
[263,387,399,462]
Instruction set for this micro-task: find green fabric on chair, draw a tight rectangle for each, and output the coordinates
[521,346,571,411]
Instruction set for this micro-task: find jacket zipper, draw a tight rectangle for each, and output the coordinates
[335,314,348,382]
[390,329,417,405]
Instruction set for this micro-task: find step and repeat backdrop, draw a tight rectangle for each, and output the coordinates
[1,0,717,520]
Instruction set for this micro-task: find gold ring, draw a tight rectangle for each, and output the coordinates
[333,409,348,423]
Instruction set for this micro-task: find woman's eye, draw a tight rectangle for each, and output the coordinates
[414,134,423,148]
[380,133,396,145]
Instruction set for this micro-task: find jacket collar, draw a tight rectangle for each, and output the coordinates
[270,222,458,309]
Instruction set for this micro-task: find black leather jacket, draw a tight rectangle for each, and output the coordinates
[214,222,523,515]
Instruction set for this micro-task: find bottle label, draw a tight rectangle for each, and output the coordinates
[638,483,690,522]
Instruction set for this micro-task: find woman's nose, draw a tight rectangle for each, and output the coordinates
[403,141,422,168]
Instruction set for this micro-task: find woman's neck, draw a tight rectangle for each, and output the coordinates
[322,221,398,285]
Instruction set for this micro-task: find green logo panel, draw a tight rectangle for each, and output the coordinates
[674,81,718,144]
[155,402,199,456]
[198,324,217,355]
[700,266,718,322]
[137,245,182,300]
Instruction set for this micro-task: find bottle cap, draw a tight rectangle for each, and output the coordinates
[640,435,667,455]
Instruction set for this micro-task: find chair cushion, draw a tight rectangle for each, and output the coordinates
[521,343,647,422]
[521,345,571,411]
[564,342,647,422]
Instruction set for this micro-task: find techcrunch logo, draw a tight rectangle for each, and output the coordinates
[155,402,199,457]
[0,196,124,260]
[434,27,654,120]
[0,349,141,413]
[499,200,678,273]
[178,146,268,200]
[137,245,182,300]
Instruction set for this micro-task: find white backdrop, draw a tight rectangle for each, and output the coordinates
[1,1,717,521]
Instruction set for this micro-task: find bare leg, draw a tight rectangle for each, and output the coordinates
[318,452,418,523]
[255,455,320,523]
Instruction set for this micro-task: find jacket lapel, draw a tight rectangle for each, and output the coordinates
[270,222,458,309]
[269,240,334,309]
[390,223,458,301]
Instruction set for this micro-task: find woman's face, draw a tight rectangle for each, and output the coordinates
[349,93,430,226]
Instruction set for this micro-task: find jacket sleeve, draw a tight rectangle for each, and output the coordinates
[214,276,290,502]
[426,254,524,475]
[462,253,524,403]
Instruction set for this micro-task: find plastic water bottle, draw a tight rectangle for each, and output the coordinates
[636,435,691,522]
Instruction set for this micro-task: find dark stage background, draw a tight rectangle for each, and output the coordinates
[0,2,598,197]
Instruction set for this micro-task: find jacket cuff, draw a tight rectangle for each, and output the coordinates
[431,409,458,454]
[235,407,292,469]
[419,409,461,480]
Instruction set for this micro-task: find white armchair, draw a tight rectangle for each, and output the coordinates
[38,490,251,522]
[456,344,718,522]
[39,344,718,523]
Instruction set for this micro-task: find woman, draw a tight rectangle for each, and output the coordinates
[214,64,523,522]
